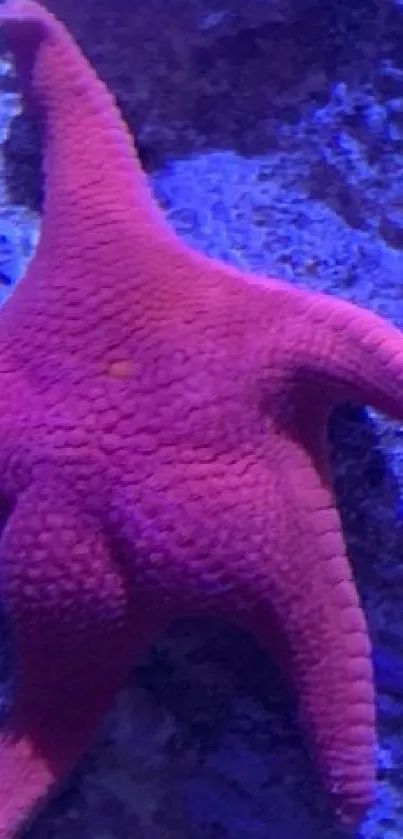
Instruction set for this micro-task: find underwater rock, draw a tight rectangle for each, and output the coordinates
[0,222,18,287]
[380,209,403,250]
[2,0,345,189]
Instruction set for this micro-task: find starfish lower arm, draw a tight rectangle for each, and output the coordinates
[0,480,160,837]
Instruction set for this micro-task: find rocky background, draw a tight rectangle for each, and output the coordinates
[0,0,403,837]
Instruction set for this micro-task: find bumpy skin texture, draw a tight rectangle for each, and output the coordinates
[1,1,403,835]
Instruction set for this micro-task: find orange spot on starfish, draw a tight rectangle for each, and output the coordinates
[105,359,133,379]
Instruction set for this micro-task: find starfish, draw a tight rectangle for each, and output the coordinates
[0,0,402,834]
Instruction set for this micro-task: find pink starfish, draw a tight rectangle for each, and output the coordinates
[0,0,402,834]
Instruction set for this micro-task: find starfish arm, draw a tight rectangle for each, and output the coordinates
[288,290,403,420]
[211,446,375,825]
[0,0,161,238]
[0,0,190,359]
[268,449,374,823]
[0,481,154,839]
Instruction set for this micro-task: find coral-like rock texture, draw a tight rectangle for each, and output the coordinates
[2,0,403,836]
